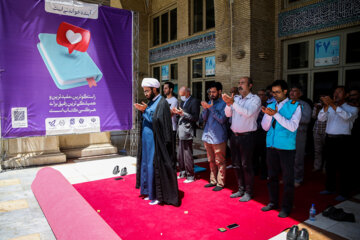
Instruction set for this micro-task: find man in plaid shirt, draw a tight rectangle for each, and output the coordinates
[312,98,327,172]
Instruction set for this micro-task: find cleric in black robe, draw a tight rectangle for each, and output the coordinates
[134,78,180,207]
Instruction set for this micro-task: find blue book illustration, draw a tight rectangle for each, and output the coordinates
[37,33,102,90]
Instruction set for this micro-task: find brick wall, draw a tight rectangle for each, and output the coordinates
[215,0,275,93]
[214,0,232,92]
[117,0,277,94]
[251,0,275,91]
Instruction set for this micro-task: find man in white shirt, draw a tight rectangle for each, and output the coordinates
[222,77,261,202]
[163,82,179,147]
[318,86,358,201]
[261,80,301,218]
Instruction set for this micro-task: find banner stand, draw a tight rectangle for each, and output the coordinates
[0,1,134,168]
[130,11,139,157]
[0,69,4,170]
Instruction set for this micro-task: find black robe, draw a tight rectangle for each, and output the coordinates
[136,97,180,207]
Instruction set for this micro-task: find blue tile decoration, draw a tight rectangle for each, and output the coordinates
[279,0,360,37]
[149,31,215,63]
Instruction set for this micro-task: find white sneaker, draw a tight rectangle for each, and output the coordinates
[149,200,159,205]
[183,179,194,183]
[177,175,185,179]
[144,197,150,200]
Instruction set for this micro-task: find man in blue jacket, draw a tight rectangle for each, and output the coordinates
[260,80,302,218]
[201,82,228,191]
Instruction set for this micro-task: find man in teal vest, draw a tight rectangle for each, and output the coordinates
[260,80,302,218]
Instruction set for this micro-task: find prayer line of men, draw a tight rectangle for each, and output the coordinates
[134,77,359,218]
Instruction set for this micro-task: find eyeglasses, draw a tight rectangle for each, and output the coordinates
[144,90,151,94]
[272,91,282,95]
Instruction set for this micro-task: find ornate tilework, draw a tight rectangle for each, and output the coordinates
[149,32,215,63]
[279,0,360,37]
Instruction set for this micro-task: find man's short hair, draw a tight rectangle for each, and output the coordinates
[333,85,348,93]
[210,82,223,91]
[272,80,288,91]
[164,82,174,91]
[290,83,302,91]
[241,76,253,86]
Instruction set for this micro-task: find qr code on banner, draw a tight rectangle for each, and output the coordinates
[13,110,25,121]
[11,107,28,128]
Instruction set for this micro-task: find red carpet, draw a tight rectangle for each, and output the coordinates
[31,167,121,240]
[73,162,337,240]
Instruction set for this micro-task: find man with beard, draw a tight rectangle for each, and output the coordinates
[261,80,301,218]
[201,82,228,191]
[134,78,180,206]
[163,82,179,148]
[222,77,261,202]
[318,86,358,201]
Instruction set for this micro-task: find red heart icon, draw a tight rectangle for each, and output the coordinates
[56,22,90,54]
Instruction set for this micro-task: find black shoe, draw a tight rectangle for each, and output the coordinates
[113,165,120,175]
[212,186,224,191]
[297,228,309,240]
[230,190,244,198]
[239,193,252,202]
[120,167,127,176]
[278,210,290,218]
[286,225,299,240]
[328,207,356,222]
[322,206,336,217]
[204,183,216,188]
[261,203,278,212]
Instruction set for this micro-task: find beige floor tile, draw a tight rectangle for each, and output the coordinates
[0,179,21,187]
[0,199,28,212]
[9,233,41,240]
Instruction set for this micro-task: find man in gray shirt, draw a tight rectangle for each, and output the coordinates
[289,86,311,187]
[164,82,178,145]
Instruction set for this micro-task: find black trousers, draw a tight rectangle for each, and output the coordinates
[253,129,267,178]
[230,133,255,195]
[172,131,177,154]
[324,135,351,197]
[266,148,295,214]
[178,139,194,180]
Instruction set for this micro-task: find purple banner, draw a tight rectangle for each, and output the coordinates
[0,0,133,138]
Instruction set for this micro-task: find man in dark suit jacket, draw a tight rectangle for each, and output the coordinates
[172,86,200,183]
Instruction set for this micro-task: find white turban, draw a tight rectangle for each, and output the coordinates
[141,78,160,88]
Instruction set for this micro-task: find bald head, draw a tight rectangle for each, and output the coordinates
[179,86,191,97]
